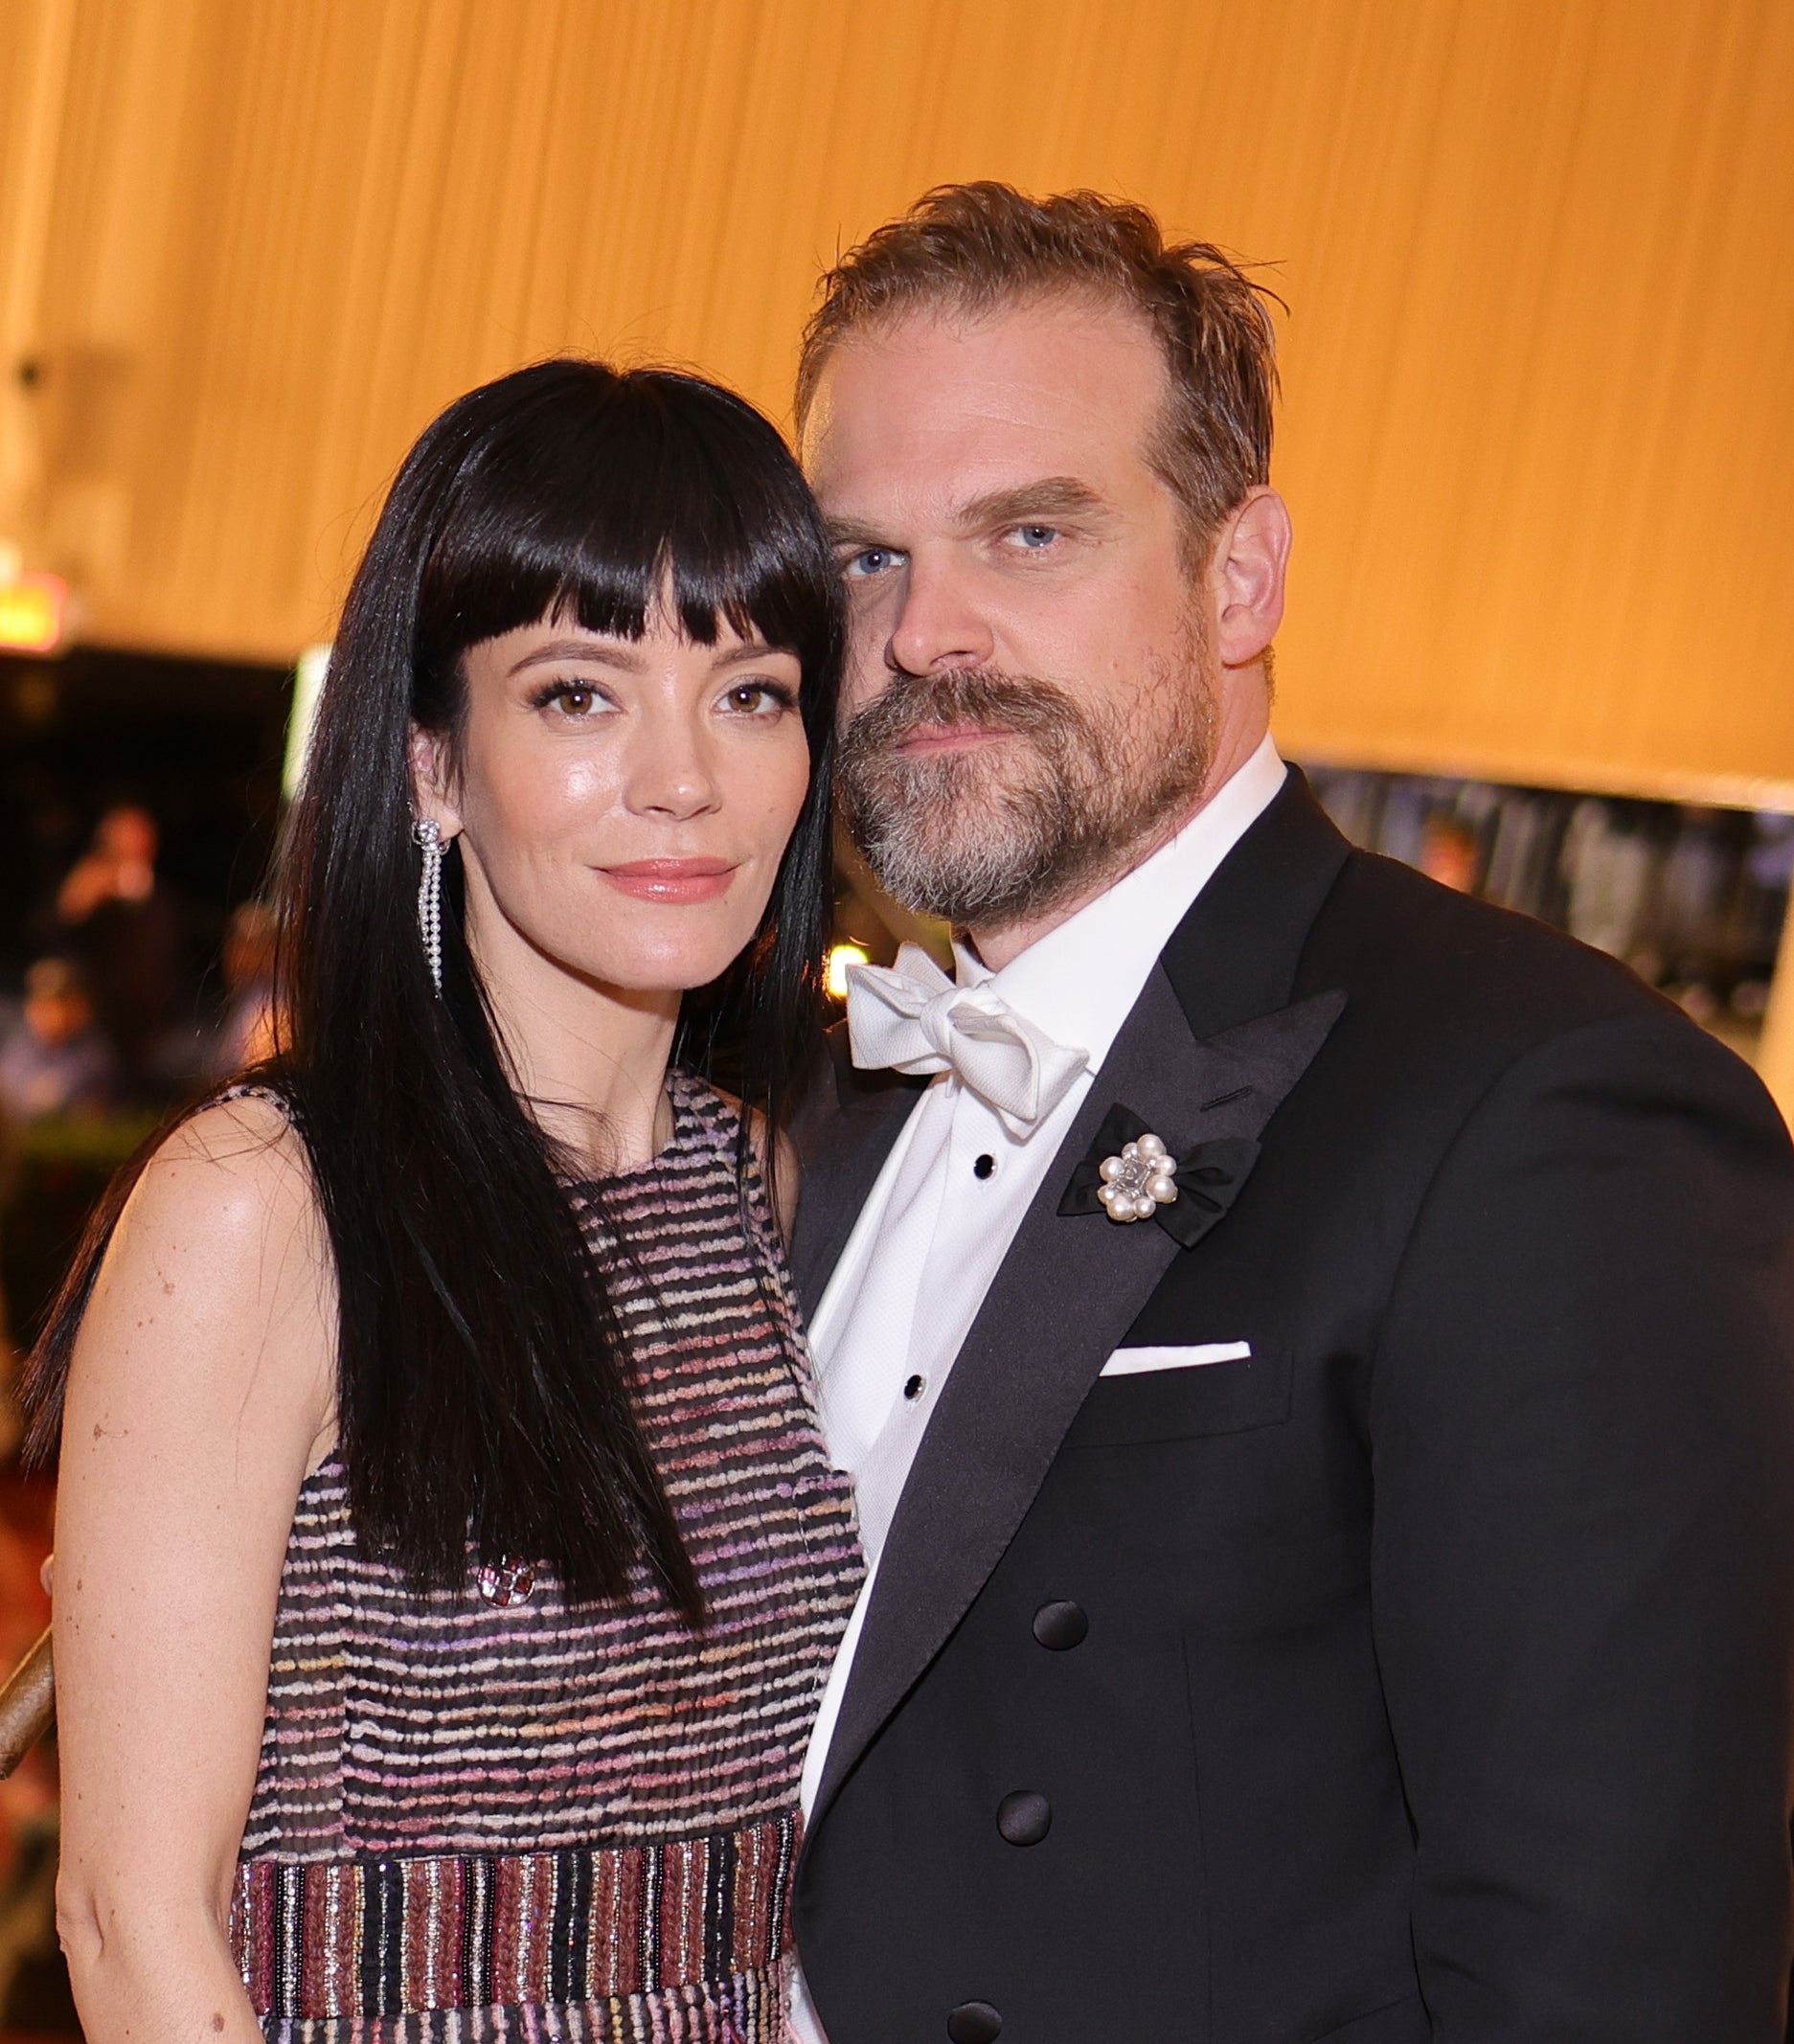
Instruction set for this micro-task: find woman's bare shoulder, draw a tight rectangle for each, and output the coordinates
[156,1086,304,1166]
[80,1093,335,1421]
[124,1092,320,1255]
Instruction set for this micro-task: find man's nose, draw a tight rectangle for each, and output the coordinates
[885,554,996,676]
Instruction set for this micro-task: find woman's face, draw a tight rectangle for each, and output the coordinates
[415,602,810,997]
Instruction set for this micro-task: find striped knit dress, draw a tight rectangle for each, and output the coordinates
[230,1071,863,2042]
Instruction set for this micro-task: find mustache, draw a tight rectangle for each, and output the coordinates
[838,667,1081,760]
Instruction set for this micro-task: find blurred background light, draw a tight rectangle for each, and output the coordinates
[282,643,330,803]
[0,568,65,656]
[824,942,871,1003]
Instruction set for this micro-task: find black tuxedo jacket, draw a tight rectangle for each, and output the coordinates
[787,773,1794,2044]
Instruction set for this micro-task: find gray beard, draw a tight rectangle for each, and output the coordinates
[836,661,1215,930]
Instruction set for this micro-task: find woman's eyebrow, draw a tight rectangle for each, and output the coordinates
[506,635,788,676]
[508,637,646,675]
[708,638,786,667]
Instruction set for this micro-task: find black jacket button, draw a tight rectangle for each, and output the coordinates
[1033,1599,1088,1649]
[995,1789,1052,1845]
[947,2001,1003,2042]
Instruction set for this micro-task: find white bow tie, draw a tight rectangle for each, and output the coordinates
[844,943,1088,1139]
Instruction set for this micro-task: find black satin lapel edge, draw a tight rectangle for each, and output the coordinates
[1160,766,1352,1041]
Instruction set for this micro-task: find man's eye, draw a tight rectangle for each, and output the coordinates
[843,547,903,579]
[1011,524,1058,550]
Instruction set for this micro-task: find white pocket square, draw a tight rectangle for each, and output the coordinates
[1100,1341,1253,1376]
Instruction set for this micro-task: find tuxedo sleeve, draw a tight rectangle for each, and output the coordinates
[1369,1010,1794,2040]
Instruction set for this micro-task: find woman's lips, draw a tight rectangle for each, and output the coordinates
[598,858,738,903]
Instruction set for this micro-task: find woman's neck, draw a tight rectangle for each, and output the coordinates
[466,911,680,1174]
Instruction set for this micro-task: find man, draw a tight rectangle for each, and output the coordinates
[785,183,1794,2043]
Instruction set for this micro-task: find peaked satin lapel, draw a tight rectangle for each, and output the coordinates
[813,770,1354,1817]
[787,1037,926,1320]
[1158,766,1353,1044]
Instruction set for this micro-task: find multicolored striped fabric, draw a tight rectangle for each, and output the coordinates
[233,1813,798,2021]
[232,1072,861,2040]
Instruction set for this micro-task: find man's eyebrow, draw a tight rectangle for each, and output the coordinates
[825,517,888,552]
[824,478,1109,554]
[953,477,1109,529]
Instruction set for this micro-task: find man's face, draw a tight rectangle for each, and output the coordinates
[806,293,1218,937]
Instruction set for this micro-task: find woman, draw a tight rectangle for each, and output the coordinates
[25,359,862,2040]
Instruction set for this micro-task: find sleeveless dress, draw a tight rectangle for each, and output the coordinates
[229,1071,863,2042]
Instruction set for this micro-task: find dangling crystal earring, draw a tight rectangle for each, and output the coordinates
[413,819,444,991]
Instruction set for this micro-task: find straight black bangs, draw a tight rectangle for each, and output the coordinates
[411,359,841,725]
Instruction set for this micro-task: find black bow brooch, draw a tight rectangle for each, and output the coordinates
[1057,1101,1260,1251]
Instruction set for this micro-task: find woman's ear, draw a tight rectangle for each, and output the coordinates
[409,725,464,839]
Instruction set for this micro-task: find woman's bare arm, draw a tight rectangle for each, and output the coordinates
[53,1096,335,2042]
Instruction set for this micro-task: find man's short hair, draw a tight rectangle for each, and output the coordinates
[796,181,1281,553]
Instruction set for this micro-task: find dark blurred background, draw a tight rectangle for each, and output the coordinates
[0,647,284,2035]
[0,648,288,1345]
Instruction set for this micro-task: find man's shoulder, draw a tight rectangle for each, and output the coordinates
[785,1021,920,1162]
[1306,845,1760,1104]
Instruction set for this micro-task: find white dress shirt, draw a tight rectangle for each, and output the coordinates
[788,738,1285,2043]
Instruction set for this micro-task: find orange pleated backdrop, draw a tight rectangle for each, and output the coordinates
[1,0,1791,811]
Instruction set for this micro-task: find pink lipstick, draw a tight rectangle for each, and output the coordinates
[598,858,738,904]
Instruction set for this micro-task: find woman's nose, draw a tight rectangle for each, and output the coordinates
[623,720,721,820]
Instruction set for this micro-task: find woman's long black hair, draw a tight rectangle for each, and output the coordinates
[24,358,844,1619]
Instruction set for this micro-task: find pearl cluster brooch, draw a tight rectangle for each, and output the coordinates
[1097,1131,1179,1223]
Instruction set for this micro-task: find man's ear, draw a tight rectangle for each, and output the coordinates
[408,725,464,839]
[1211,487,1292,670]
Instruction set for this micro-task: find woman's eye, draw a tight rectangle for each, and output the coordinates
[722,681,793,715]
[540,681,603,717]
[843,546,903,579]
